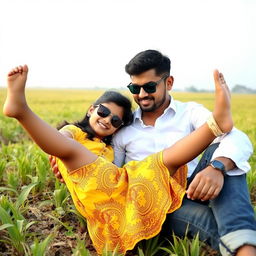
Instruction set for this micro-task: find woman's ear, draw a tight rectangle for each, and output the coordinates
[87,105,96,116]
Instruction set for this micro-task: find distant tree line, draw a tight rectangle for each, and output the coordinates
[185,84,256,94]
[231,85,256,94]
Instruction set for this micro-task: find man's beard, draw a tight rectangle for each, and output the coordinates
[138,94,167,112]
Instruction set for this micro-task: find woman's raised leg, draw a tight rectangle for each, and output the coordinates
[3,65,97,171]
[163,69,233,174]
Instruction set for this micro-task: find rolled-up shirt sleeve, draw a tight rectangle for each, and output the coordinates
[211,128,253,175]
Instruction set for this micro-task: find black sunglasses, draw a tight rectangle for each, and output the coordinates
[95,104,124,128]
[127,75,168,94]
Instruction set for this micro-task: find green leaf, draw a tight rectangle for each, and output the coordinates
[25,220,37,230]
[137,247,145,256]
[0,186,18,195]
[16,219,24,234]
[15,182,38,208]
[31,234,53,256]
[0,223,14,231]
[0,206,23,244]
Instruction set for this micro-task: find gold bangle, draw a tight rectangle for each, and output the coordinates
[206,114,224,137]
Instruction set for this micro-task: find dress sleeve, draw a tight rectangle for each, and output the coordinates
[59,125,85,141]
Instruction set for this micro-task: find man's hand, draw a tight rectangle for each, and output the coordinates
[186,157,236,201]
[186,166,224,201]
[49,155,65,183]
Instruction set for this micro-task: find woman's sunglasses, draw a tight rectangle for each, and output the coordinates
[127,75,168,94]
[95,104,124,128]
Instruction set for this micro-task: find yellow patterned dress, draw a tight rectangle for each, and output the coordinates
[56,125,187,254]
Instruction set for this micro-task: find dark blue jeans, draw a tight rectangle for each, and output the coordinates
[163,143,256,256]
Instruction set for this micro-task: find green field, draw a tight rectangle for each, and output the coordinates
[0,89,255,256]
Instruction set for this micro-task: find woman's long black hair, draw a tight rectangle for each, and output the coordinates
[57,91,133,145]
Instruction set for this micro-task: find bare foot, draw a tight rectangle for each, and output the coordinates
[3,65,29,119]
[212,69,233,134]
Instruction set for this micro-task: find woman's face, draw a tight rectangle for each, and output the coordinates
[88,102,124,139]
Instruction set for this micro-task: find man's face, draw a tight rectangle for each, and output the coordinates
[129,69,173,112]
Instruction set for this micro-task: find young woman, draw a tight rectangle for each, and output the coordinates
[3,65,233,254]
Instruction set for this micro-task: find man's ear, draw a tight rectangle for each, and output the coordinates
[166,76,174,91]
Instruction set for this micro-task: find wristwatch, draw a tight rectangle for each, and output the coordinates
[209,160,226,176]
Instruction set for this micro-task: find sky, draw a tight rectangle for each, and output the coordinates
[0,0,256,90]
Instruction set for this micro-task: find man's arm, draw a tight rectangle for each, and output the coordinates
[187,106,253,201]
[211,127,253,174]
[190,105,253,174]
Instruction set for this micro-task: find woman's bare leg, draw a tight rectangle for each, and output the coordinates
[163,69,233,174]
[3,65,97,171]
[212,70,232,131]
[3,65,29,118]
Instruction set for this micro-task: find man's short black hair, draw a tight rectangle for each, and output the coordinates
[125,49,171,76]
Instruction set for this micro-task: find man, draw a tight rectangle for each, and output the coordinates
[112,50,256,256]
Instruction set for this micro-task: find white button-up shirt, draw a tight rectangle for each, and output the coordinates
[112,96,253,177]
